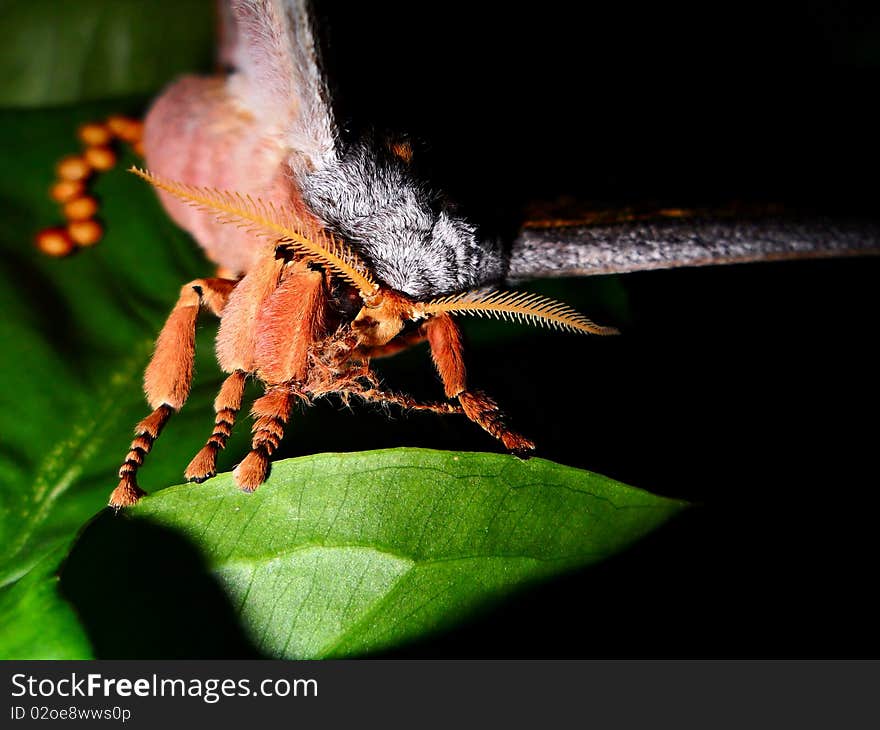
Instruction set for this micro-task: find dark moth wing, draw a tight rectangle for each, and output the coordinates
[507,205,880,281]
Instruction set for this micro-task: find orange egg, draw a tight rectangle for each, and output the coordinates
[84,145,116,171]
[63,196,99,221]
[50,179,85,203]
[68,219,103,246]
[35,227,75,257]
[56,155,91,182]
[106,115,132,134]
[107,115,143,143]
[78,123,111,146]
[123,120,144,143]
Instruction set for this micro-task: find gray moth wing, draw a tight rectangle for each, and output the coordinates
[222,0,338,173]
[507,214,880,281]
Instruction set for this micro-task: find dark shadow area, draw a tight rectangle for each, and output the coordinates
[378,499,879,658]
[59,511,262,659]
[319,0,880,224]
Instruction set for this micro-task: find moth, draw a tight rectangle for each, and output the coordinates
[39,0,879,510]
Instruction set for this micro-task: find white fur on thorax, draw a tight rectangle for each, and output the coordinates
[301,144,506,298]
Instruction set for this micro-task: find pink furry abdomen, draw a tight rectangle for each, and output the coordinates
[143,75,305,275]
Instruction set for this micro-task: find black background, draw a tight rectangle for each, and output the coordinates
[60,1,880,658]
[314,0,880,657]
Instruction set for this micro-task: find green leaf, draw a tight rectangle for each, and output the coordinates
[0,547,93,659]
[0,0,214,108]
[64,450,685,658]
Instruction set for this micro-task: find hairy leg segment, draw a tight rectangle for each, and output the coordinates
[233,387,295,492]
[425,313,535,455]
[108,277,237,509]
[184,369,248,483]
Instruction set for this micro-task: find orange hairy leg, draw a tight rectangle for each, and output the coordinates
[457,391,535,456]
[425,313,536,455]
[215,253,284,373]
[184,370,248,483]
[229,261,329,493]
[185,256,324,482]
[108,277,237,509]
[254,261,327,384]
[111,406,174,509]
[356,387,463,415]
[233,388,295,492]
[143,278,235,410]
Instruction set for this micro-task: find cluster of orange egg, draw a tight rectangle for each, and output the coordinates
[35,116,144,257]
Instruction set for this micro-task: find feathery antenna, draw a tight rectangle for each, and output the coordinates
[423,290,618,335]
[129,167,378,296]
